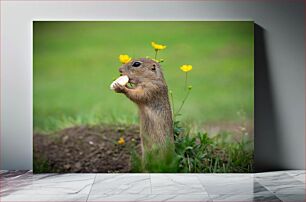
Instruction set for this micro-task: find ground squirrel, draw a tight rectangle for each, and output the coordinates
[113,58,173,154]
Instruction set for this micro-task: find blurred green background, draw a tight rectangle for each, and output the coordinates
[34,21,254,132]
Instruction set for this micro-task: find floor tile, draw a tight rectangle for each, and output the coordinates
[198,174,254,195]
[0,170,31,179]
[1,170,306,202]
[256,173,305,195]
[144,194,211,202]
[88,194,211,202]
[1,173,96,196]
[90,174,151,195]
[275,194,306,202]
[0,170,8,174]
[255,171,293,180]
[286,170,306,183]
[211,193,282,202]
[0,194,88,202]
[254,181,276,195]
[285,170,306,175]
[150,174,207,195]
[253,194,282,202]
[1,173,49,196]
[253,181,268,193]
[210,194,253,201]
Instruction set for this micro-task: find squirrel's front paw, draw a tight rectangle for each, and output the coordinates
[113,83,127,93]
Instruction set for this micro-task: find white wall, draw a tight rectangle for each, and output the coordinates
[1,0,304,170]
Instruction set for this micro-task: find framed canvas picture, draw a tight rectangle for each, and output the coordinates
[33,21,254,173]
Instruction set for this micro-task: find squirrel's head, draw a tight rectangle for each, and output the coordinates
[119,58,165,88]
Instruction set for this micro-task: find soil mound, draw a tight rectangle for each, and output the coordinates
[33,125,141,173]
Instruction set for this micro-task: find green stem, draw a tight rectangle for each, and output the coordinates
[184,72,188,90]
[154,50,158,60]
[175,88,191,118]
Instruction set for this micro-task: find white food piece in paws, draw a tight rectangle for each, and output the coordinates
[116,75,129,86]
[110,75,129,90]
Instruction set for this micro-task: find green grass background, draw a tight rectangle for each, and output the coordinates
[34,21,254,132]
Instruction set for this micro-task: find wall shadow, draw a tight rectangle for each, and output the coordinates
[254,24,283,172]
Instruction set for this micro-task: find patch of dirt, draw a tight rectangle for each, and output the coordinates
[33,125,141,173]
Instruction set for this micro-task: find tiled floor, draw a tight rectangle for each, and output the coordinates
[0,170,305,201]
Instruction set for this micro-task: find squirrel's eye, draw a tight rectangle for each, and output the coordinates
[132,61,141,67]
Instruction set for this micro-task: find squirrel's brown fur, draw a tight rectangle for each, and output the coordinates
[113,58,173,154]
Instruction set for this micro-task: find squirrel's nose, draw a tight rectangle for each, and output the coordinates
[119,67,123,74]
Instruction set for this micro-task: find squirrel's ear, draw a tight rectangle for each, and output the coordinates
[151,64,156,71]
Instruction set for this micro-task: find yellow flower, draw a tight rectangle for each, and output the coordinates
[180,65,193,72]
[118,137,125,145]
[119,54,131,64]
[151,42,166,50]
